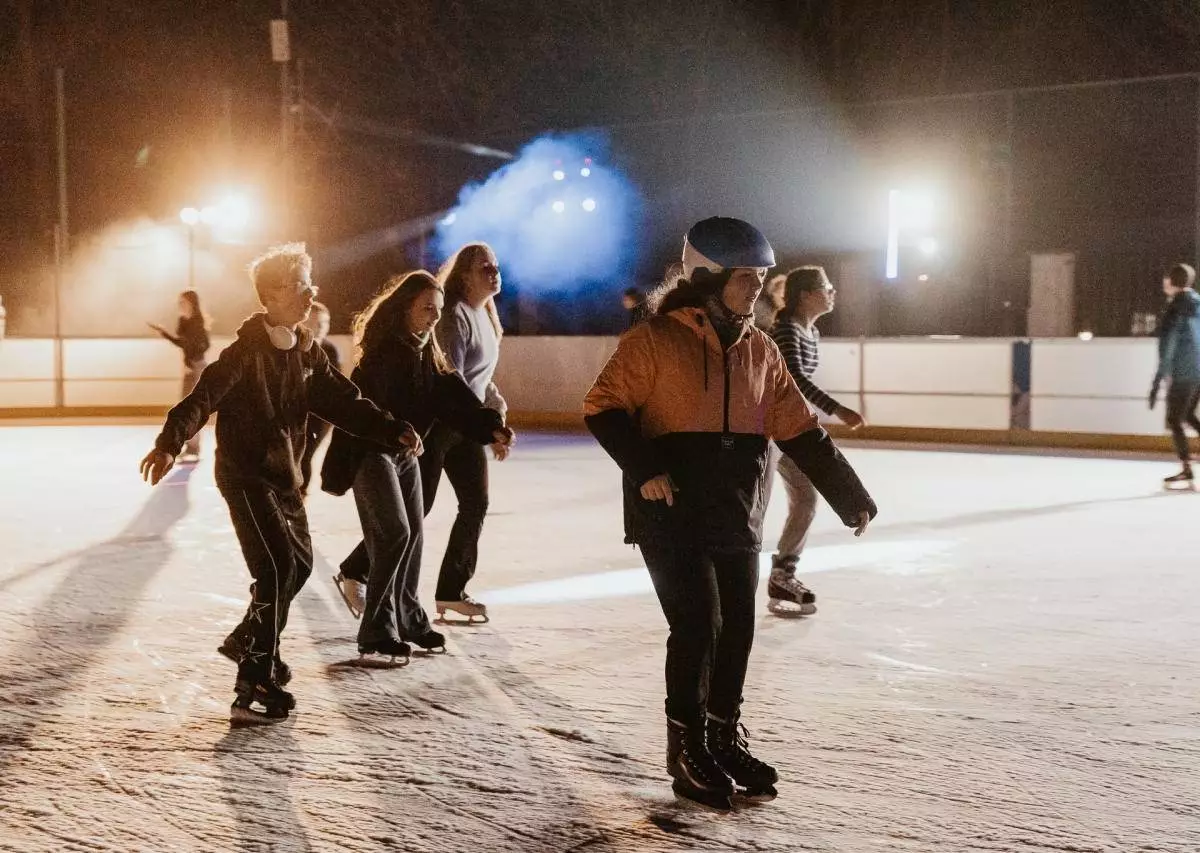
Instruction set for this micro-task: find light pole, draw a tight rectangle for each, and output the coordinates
[179,206,201,292]
[178,194,252,291]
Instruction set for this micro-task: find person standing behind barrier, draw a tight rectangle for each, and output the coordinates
[1150,263,1200,485]
[424,242,512,624]
[765,266,866,616]
[300,302,341,496]
[148,290,210,463]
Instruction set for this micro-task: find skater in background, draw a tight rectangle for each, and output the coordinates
[148,289,210,463]
[321,271,512,660]
[1150,262,1200,485]
[139,243,417,724]
[332,244,512,624]
[426,242,512,623]
[299,302,341,496]
[752,273,785,331]
[584,217,877,810]
[765,266,866,617]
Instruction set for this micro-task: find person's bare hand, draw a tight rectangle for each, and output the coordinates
[139,448,175,485]
[399,425,423,458]
[838,407,867,430]
[853,510,871,537]
[640,474,678,506]
[490,428,514,461]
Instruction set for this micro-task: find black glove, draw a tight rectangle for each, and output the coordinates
[1149,379,1161,410]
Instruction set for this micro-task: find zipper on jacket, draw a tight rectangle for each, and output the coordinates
[721,347,733,450]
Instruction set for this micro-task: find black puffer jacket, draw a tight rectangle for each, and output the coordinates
[154,313,408,492]
[320,337,505,496]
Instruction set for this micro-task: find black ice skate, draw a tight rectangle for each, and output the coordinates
[355,637,411,667]
[767,566,817,617]
[217,634,292,687]
[706,714,778,802]
[407,629,447,653]
[1163,466,1195,489]
[230,676,294,726]
[666,718,734,812]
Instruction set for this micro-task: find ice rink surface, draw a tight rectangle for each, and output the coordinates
[0,423,1197,852]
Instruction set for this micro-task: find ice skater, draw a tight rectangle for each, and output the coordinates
[139,243,418,724]
[321,271,512,662]
[1150,262,1200,486]
[765,266,866,616]
[147,289,211,463]
[299,302,341,496]
[584,217,877,810]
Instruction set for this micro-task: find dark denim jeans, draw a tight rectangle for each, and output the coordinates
[351,452,431,644]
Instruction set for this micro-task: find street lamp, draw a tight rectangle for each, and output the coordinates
[178,192,255,291]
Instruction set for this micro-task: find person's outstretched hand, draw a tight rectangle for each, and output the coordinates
[139,448,175,485]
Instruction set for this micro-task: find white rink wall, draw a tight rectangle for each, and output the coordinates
[0,334,1164,438]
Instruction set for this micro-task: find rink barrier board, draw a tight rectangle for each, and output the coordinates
[0,335,1175,450]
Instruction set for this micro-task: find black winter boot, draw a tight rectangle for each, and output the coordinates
[706,713,778,800]
[666,718,734,811]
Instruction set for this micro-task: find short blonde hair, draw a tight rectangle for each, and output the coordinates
[247,242,312,305]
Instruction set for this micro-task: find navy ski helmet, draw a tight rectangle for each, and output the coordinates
[681,217,775,278]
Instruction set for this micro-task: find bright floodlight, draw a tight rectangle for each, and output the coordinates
[1078,330,1094,341]
[919,237,939,256]
[580,167,591,177]
[179,207,200,225]
[552,200,566,214]
[217,193,252,229]
[199,205,218,225]
[440,212,457,226]
[552,170,566,181]
[582,198,597,212]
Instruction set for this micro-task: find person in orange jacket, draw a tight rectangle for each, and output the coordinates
[583,217,877,810]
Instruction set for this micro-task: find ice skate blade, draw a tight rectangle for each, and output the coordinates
[735,785,778,804]
[434,607,489,625]
[332,574,365,620]
[1163,481,1196,491]
[767,598,817,618]
[229,705,289,727]
[670,780,732,813]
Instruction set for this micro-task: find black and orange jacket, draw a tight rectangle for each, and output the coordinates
[584,306,876,550]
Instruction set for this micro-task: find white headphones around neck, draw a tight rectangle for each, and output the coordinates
[266,323,298,351]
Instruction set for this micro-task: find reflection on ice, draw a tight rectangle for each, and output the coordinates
[483,539,956,606]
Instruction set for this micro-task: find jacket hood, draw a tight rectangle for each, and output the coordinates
[237,312,315,352]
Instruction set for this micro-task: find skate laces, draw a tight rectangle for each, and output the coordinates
[771,571,809,596]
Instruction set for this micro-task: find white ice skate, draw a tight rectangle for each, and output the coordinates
[766,569,817,617]
[333,572,365,619]
[435,595,489,624]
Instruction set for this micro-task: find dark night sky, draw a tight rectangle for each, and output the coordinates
[4,0,1200,334]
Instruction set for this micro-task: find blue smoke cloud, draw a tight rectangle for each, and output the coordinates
[434,133,642,296]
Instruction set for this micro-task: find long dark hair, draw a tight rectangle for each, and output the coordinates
[352,271,451,372]
[437,243,504,339]
[179,289,211,329]
[781,266,829,319]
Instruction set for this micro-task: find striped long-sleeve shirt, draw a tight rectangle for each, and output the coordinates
[770,319,841,416]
